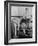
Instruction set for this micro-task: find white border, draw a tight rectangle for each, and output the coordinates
[8,3,36,43]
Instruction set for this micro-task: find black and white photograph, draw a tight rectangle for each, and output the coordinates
[11,7,32,38]
[4,1,37,45]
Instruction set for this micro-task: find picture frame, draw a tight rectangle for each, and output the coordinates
[4,1,37,45]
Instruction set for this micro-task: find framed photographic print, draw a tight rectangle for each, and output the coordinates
[4,1,37,45]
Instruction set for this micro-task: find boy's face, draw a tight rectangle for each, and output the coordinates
[21,23,27,29]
